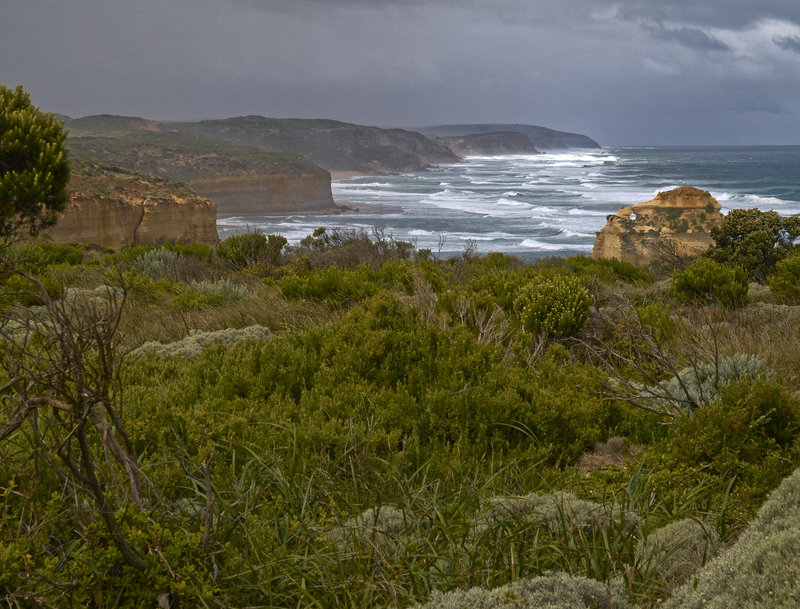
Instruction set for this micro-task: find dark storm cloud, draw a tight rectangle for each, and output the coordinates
[2,0,800,144]
[641,22,730,52]
[774,35,800,53]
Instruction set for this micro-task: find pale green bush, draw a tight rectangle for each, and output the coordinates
[636,518,719,592]
[412,572,633,609]
[636,353,766,411]
[514,274,591,338]
[132,325,271,358]
[328,505,411,557]
[664,467,800,608]
[472,491,640,539]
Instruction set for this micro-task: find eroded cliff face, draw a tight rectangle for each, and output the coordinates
[190,172,335,216]
[44,162,219,250]
[592,186,724,268]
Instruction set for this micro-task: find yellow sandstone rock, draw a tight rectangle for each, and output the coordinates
[592,186,723,268]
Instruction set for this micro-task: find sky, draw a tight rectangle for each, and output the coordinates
[2,0,800,146]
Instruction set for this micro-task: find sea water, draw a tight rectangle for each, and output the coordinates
[217,146,800,260]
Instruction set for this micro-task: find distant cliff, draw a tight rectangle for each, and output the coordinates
[66,127,336,216]
[592,186,723,269]
[421,123,600,150]
[437,131,539,156]
[161,116,461,174]
[45,160,218,249]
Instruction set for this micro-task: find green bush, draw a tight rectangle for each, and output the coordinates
[768,251,800,303]
[8,241,84,270]
[672,258,748,306]
[707,208,800,280]
[664,376,800,473]
[217,232,286,270]
[567,254,653,284]
[514,273,592,338]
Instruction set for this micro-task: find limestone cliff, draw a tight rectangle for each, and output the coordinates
[592,186,723,268]
[190,172,334,216]
[44,161,218,249]
[437,132,539,156]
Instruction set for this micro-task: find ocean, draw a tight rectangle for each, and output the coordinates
[217,146,800,260]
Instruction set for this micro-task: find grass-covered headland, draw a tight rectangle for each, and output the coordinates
[2,222,800,608]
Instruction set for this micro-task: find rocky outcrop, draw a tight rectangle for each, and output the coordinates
[592,187,723,268]
[43,161,218,249]
[421,123,601,150]
[438,132,539,156]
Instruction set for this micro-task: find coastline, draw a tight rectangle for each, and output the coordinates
[216,203,358,220]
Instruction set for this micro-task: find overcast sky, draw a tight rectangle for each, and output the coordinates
[2,0,800,145]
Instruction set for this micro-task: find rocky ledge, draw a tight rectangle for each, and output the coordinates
[592,186,724,269]
[44,161,219,249]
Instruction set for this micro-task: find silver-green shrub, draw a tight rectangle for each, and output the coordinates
[472,491,640,539]
[663,467,800,608]
[636,518,719,592]
[188,278,249,300]
[132,325,271,358]
[132,248,183,280]
[328,505,413,558]
[636,353,766,411]
[514,274,592,338]
[412,572,633,609]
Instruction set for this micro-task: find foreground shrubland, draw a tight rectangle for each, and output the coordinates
[1,226,799,608]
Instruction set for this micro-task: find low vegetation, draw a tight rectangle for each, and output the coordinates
[1,224,800,608]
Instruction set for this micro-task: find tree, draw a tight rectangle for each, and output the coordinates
[0,84,70,240]
[706,208,800,280]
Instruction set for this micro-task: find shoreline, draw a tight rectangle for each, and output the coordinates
[216,203,359,220]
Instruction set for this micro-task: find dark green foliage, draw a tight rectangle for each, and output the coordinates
[661,377,800,485]
[7,241,84,269]
[216,232,286,270]
[566,254,653,283]
[278,260,414,305]
[707,208,800,280]
[672,257,748,306]
[0,84,71,238]
[768,251,800,303]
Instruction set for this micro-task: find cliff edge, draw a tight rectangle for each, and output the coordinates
[44,160,219,249]
[592,186,723,269]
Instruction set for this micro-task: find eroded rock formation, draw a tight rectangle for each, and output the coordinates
[438,132,539,156]
[592,186,724,268]
[44,162,218,249]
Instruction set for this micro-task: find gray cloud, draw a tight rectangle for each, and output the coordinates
[2,0,800,145]
[642,22,730,51]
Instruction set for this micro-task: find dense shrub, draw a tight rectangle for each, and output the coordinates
[672,257,748,306]
[278,261,414,305]
[768,251,800,303]
[8,241,84,269]
[514,273,592,338]
[662,376,800,476]
[216,232,286,270]
[706,208,800,280]
[567,254,653,283]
